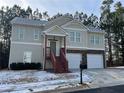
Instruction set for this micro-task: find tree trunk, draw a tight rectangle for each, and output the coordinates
[121,37,124,65]
[108,36,113,66]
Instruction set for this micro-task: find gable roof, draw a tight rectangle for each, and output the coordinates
[44,15,73,30]
[11,17,47,26]
[62,20,104,33]
[61,20,89,31]
[43,25,68,36]
[11,17,104,33]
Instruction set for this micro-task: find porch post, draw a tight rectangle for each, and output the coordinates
[64,36,66,55]
[44,35,47,70]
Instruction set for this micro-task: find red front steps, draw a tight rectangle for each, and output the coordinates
[50,48,68,73]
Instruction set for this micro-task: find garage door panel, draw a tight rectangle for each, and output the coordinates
[66,53,81,69]
[87,54,103,68]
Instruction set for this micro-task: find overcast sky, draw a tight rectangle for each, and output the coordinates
[0,0,124,17]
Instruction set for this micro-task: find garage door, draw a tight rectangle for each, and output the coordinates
[66,53,82,69]
[87,54,103,68]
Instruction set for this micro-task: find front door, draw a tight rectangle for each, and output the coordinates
[50,41,56,55]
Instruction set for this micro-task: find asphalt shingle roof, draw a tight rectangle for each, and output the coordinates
[11,17,47,26]
[11,17,104,33]
[87,25,104,33]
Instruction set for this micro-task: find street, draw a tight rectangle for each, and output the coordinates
[65,85,124,93]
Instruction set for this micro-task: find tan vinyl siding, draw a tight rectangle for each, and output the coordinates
[88,32,104,49]
[12,24,43,43]
[65,29,87,48]
[9,44,43,64]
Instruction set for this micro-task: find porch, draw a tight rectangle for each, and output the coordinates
[43,25,69,73]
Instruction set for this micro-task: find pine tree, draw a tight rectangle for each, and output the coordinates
[100,0,113,66]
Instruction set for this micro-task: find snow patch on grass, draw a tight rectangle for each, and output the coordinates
[0,70,92,93]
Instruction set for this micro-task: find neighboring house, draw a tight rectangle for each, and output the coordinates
[9,15,105,73]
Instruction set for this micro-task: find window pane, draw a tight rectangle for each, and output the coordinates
[76,32,80,42]
[95,36,99,44]
[90,35,94,44]
[70,32,75,42]
[18,30,24,40]
[34,30,39,40]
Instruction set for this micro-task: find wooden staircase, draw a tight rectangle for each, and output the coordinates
[50,48,68,73]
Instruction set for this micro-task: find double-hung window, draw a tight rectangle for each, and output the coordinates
[95,35,100,44]
[90,35,95,45]
[76,32,80,42]
[18,29,24,40]
[34,30,39,40]
[90,35,101,45]
[69,31,81,42]
[70,32,75,42]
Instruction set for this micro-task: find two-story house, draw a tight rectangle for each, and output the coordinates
[9,15,105,73]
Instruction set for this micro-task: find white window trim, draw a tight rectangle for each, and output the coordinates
[90,35,101,45]
[69,31,81,42]
[69,32,75,42]
[34,30,39,40]
[76,32,81,42]
[90,35,94,45]
[95,35,100,44]
[18,29,24,40]
[23,51,32,63]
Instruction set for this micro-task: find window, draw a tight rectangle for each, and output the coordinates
[95,35,100,44]
[90,35,101,45]
[23,52,32,63]
[90,35,95,44]
[18,30,24,40]
[69,31,81,42]
[70,32,75,42]
[76,32,80,42]
[34,30,39,40]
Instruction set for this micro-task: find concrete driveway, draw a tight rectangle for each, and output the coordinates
[82,68,124,88]
[39,68,124,93]
[65,84,124,93]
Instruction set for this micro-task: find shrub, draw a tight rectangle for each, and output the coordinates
[17,63,25,70]
[10,62,42,70]
[10,63,17,70]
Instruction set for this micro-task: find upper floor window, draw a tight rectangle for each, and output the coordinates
[70,32,75,42]
[76,32,80,42]
[95,35,100,44]
[90,35,95,44]
[90,34,101,45]
[18,30,24,40]
[69,31,81,42]
[34,30,39,40]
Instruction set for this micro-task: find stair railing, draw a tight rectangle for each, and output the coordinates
[60,48,68,72]
[50,50,57,72]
